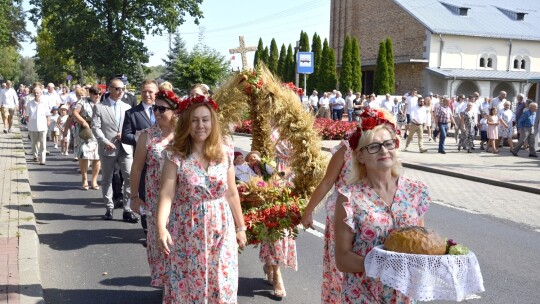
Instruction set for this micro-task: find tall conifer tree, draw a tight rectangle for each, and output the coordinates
[385,37,395,94]
[254,38,264,67]
[284,44,295,82]
[319,38,337,92]
[339,35,353,92]
[351,37,362,93]
[373,40,390,94]
[268,38,279,75]
[277,43,286,79]
[308,33,322,94]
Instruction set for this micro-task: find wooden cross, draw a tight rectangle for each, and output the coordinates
[229,36,257,70]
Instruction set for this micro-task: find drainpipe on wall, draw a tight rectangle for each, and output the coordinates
[507,39,513,72]
[449,76,457,97]
[438,34,444,68]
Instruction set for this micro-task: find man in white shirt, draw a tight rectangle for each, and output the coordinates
[403,88,418,139]
[25,86,51,165]
[380,93,394,112]
[367,93,380,109]
[309,90,319,116]
[1,80,19,133]
[490,91,507,110]
[318,92,330,119]
[404,97,428,153]
[344,90,355,122]
[43,83,62,108]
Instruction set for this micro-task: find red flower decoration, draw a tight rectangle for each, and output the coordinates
[156,90,183,113]
[179,95,219,112]
[347,108,399,150]
[361,117,377,130]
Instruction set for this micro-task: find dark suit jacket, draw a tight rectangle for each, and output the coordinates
[121,103,152,147]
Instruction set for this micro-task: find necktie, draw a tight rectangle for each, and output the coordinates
[113,102,120,129]
[149,106,156,125]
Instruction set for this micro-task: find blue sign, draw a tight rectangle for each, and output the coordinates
[297,52,314,74]
[66,74,72,81]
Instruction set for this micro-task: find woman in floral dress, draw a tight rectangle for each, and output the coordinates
[460,102,477,153]
[130,90,179,296]
[334,109,431,303]
[156,95,247,304]
[257,130,296,298]
[487,107,500,153]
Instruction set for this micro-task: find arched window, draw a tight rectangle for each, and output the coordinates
[521,60,526,69]
[479,58,485,67]
[487,58,493,68]
[514,59,519,69]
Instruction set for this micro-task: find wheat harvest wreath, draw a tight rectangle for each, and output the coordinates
[215,64,327,245]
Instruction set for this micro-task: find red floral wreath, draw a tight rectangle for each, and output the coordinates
[179,95,219,112]
[155,90,183,113]
[348,108,400,150]
[282,82,304,97]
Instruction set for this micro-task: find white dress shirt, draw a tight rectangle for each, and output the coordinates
[410,105,427,124]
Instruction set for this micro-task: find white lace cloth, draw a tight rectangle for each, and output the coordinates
[364,245,485,302]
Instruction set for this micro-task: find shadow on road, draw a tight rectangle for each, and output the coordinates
[39,228,145,251]
[43,287,162,304]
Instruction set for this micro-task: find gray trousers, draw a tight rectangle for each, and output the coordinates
[29,131,47,163]
[100,152,132,211]
[513,127,537,156]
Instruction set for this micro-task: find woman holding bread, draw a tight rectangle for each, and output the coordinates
[334,108,431,303]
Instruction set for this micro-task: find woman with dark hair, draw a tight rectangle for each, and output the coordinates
[130,90,180,297]
[156,95,246,303]
[71,86,101,189]
[487,107,499,153]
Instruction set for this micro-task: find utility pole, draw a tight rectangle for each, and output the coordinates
[295,41,300,88]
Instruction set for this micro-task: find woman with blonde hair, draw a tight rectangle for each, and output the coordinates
[156,95,246,303]
[333,108,431,303]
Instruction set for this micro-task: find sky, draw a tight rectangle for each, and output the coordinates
[20,0,331,70]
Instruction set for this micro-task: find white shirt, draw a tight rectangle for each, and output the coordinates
[380,98,393,112]
[406,95,418,114]
[26,99,50,132]
[319,97,330,109]
[368,99,381,109]
[410,105,427,124]
[490,97,506,110]
[345,95,355,110]
[44,91,62,108]
[234,163,256,183]
[0,87,18,108]
[309,95,319,107]
[142,103,153,120]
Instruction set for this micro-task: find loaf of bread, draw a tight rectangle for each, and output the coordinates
[384,226,447,255]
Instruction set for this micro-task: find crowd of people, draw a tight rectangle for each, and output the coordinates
[1,77,538,303]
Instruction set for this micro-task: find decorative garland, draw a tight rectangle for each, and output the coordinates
[214,64,326,198]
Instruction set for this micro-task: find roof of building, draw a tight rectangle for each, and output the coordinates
[394,0,540,41]
[426,67,540,81]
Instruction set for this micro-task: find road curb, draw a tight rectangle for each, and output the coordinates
[12,124,45,304]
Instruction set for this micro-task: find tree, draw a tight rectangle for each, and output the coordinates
[146,65,166,80]
[19,56,39,85]
[29,0,203,78]
[268,38,279,75]
[350,37,362,93]
[253,38,264,67]
[339,35,353,92]
[318,39,337,93]
[162,32,189,82]
[298,31,310,88]
[262,46,269,65]
[284,44,295,83]
[0,46,20,81]
[130,61,147,88]
[307,33,322,94]
[171,44,230,93]
[373,40,391,95]
[385,37,396,94]
[277,44,286,80]
[0,0,29,48]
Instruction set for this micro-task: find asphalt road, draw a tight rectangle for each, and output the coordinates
[26,137,540,304]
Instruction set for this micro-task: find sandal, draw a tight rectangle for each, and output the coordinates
[263,265,273,285]
[82,181,89,190]
[273,276,286,298]
[91,185,100,190]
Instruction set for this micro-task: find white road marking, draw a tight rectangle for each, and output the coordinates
[432,200,481,214]
[302,220,326,239]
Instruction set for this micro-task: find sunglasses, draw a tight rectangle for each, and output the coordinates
[152,105,172,113]
[110,86,125,92]
[91,92,102,96]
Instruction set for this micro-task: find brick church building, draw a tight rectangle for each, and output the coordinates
[330,0,540,101]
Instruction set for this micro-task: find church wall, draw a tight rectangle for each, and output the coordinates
[394,63,427,95]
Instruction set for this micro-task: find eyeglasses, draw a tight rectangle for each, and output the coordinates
[363,139,397,154]
[110,86,125,92]
[152,105,172,113]
[91,92,102,96]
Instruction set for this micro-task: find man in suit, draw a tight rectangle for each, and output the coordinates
[92,78,138,222]
[122,79,159,233]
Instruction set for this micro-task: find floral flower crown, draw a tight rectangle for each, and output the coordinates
[155,90,183,113]
[348,108,400,150]
[179,94,219,112]
[282,82,303,97]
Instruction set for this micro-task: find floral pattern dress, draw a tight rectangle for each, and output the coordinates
[164,145,238,304]
[259,129,297,269]
[339,176,430,304]
[462,111,477,150]
[139,125,170,288]
[321,140,353,303]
